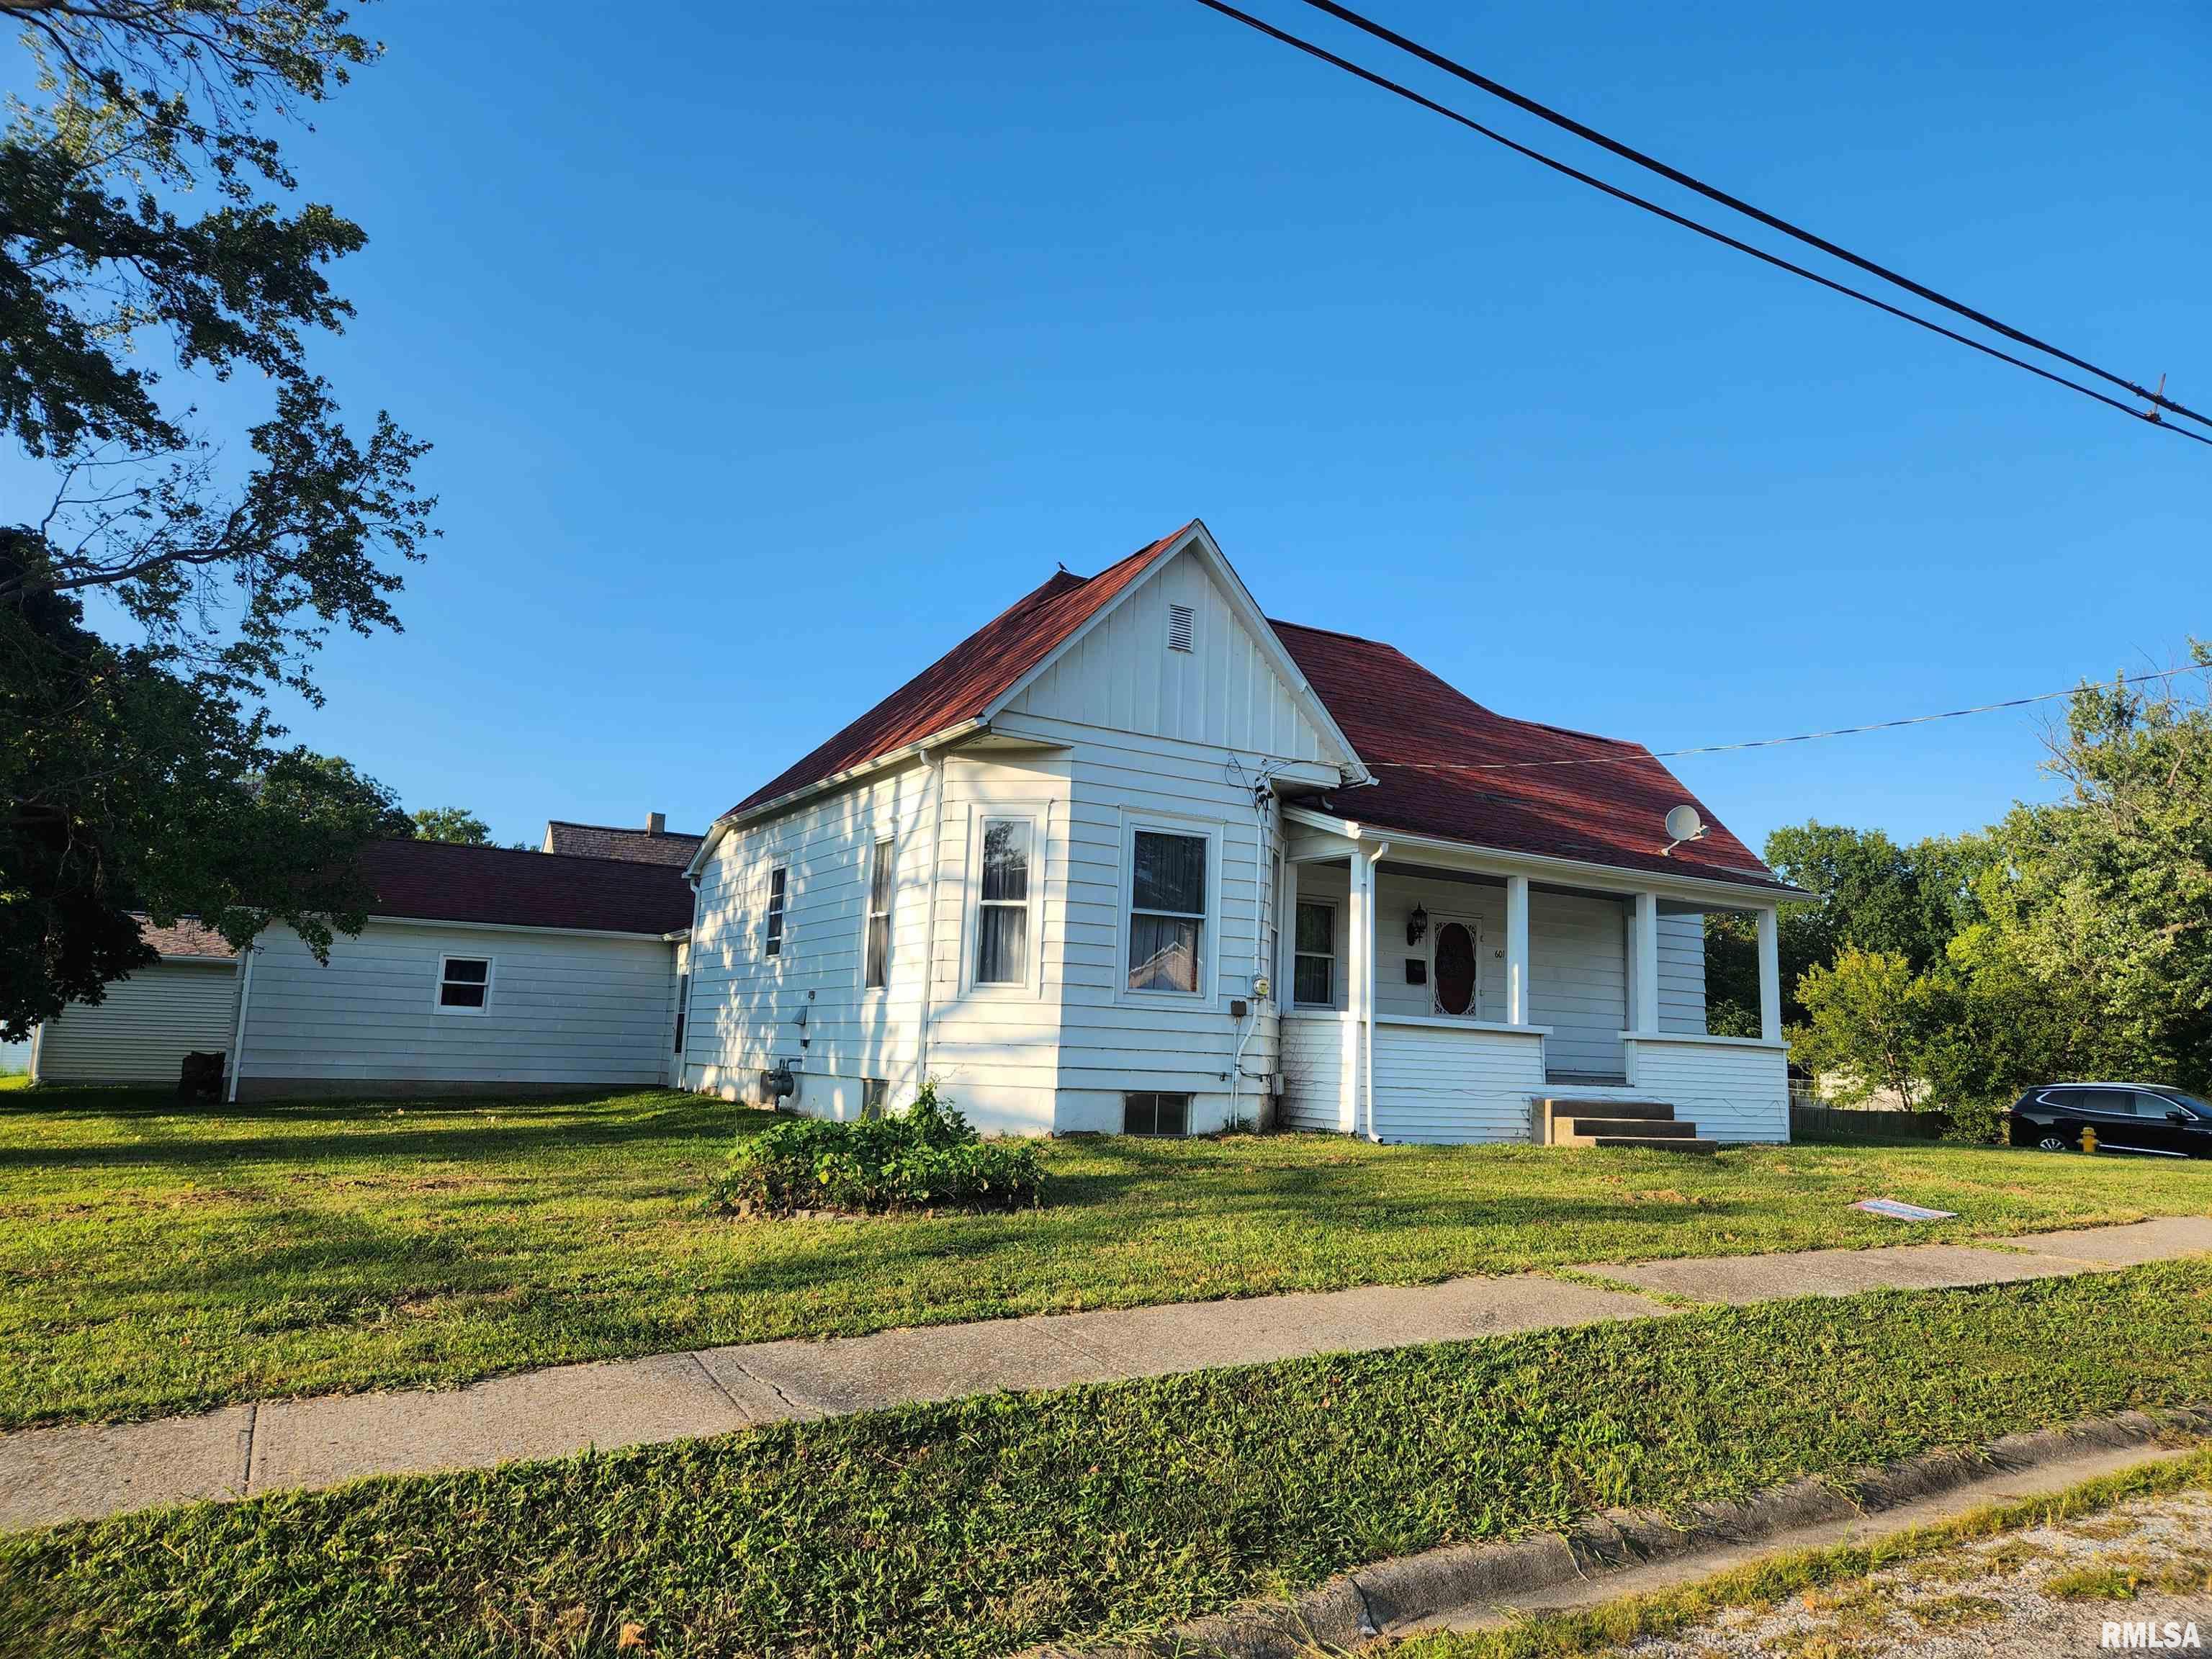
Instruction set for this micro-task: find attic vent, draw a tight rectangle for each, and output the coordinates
[1167,603,1195,653]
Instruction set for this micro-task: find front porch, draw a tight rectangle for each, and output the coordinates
[1274,821,1790,1145]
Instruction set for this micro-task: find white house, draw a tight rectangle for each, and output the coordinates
[27,838,696,1099]
[678,521,1804,1143]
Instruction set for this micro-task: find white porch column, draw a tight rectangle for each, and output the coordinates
[1631,890,1661,1035]
[1756,905,1783,1043]
[1341,854,1370,1134]
[1504,874,1531,1025]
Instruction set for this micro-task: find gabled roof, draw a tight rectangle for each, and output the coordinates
[721,523,1196,820]
[356,840,694,935]
[1272,621,1789,892]
[543,820,703,867]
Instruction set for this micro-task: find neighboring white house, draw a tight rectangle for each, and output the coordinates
[678,520,1806,1143]
[27,840,696,1099]
[24,920,241,1085]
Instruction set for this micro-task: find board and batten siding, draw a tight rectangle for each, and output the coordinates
[999,544,1339,765]
[683,757,944,1123]
[233,922,676,1097]
[32,960,239,1084]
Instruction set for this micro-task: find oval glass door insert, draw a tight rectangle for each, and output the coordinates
[1433,921,1477,1016]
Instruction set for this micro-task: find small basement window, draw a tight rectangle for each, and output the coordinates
[859,1077,889,1121]
[436,956,493,1013]
[1124,1092,1190,1136]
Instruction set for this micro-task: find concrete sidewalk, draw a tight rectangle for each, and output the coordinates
[4,1215,2208,1533]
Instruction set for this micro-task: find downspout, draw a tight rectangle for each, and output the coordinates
[1228,776,1272,1130]
[914,747,948,1087]
[224,939,258,1105]
[1362,840,1391,1141]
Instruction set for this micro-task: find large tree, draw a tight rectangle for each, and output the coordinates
[1,0,432,1032]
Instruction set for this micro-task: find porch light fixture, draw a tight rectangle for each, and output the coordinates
[1406,904,1429,946]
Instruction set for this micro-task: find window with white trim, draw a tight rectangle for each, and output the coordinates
[673,971,691,1053]
[1293,901,1336,1007]
[436,955,493,1014]
[1128,829,1208,994]
[975,819,1031,985]
[860,1076,889,1120]
[863,837,893,989]
[764,866,786,957]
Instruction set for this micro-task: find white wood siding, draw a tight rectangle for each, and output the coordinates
[1657,913,1707,1035]
[235,923,675,1094]
[1042,716,1281,1135]
[1279,1012,1346,1131]
[1625,1035,1789,1142]
[1370,1019,1549,1143]
[921,751,1071,1133]
[684,758,945,1122]
[1002,546,1339,765]
[32,961,239,1084]
[1529,890,1627,1076]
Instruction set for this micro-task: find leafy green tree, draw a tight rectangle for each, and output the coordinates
[409,806,491,845]
[2,534,410,1038]
[1792,947,1946,1110]
[1,1,433,1031]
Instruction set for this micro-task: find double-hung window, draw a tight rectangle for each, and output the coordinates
[975,819,1031,985]
[1128,830,1207,994]
[864,837,894,989]
[764,867,787,957]
[436,955,493,1014]
[1293,901,1336,1007]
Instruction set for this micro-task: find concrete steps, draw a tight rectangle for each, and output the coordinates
[1540,1097,1716,1154]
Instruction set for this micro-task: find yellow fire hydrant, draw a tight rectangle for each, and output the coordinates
[2082,1125,2099,1154]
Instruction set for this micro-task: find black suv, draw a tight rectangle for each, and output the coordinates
[2008,1083,2212,1157]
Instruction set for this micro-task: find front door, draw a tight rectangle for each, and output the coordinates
[1431,917,1480,1017]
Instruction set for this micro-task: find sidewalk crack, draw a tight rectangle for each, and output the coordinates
[725,1355,818,1419]
[236,1403,258,1496]
[688,1352,752,1422]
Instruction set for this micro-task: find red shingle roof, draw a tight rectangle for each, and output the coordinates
[356,841,695,935]
[135,917,238,959]
[723,523,1195,819]
[1272,620,1786,891]
[542,821,703,867]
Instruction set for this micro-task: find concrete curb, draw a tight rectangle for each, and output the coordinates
[1023,1405,2212,1658]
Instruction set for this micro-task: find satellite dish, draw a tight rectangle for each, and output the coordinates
[1663,804,1707,853]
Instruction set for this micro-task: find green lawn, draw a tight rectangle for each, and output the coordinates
[3,1084,2210,1429]
[7,1264,2212,1659]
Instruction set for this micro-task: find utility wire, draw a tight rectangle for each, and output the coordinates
[1289,0,2210,433]
[1190,0,2212,448]
[1366,663,2205,773]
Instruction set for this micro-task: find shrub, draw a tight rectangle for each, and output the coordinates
[710,1079,1043,1216]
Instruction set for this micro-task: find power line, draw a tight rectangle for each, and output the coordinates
[1367,663,2206,773]
[1190,0,2212,449]
[1289,0,2211,434]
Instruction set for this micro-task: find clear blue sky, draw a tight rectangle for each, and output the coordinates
[31,1,2212,853]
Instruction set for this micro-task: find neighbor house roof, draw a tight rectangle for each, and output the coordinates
[135,917,238,960]
[356,840,694,935]
[542,820,703,867]
[722,523,1195,819]
[1271,620,1787,892]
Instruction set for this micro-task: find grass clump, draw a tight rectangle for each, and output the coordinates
[709,1080,1041,1217]
[8,1264,2212,1659]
